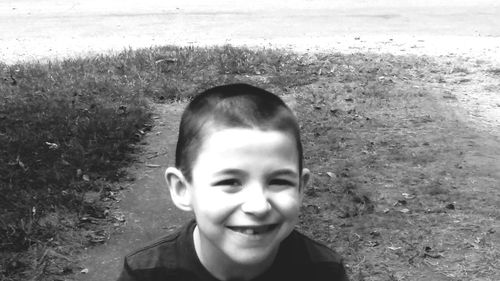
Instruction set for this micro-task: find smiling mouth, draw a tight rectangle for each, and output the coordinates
[227,224,279,235]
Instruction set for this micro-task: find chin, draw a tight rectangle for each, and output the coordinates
[228,247,277,266]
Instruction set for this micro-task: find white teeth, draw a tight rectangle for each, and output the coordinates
[229,224,278,235]
[230,227,258,235]
[242,229,255,235]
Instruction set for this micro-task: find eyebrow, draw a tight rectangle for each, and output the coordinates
[269,169,299,178]
[214,169,246,177]
[213,169,298,177]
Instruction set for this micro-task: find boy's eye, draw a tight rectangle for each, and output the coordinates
[213,179,242,193]
[269,179,295,187]
[213,179,241,187]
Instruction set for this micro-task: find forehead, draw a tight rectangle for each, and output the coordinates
[196,127,298,158]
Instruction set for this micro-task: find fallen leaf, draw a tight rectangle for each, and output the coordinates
[394,199,407,206]
[81,268,89,274]
[45,141,59,150]
[402,192,415,199]
[88,232,106,243]
[113,213,126,222]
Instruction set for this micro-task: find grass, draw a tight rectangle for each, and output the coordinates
[0,45,320,280]
[1,45,499,280]
[294,55,500,280]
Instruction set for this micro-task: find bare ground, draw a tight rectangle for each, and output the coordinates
[75,103,190,281]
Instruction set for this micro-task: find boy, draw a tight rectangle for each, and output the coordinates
[117,84,348,281]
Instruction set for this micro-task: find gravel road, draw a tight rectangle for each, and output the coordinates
[1,0,499,64]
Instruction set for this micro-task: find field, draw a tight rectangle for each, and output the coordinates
[1,46,499,280]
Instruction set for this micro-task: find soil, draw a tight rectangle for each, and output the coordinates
[75,103,191,281]
[1,1,498,280]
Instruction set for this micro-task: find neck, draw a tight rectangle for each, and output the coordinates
[193,226,276,281]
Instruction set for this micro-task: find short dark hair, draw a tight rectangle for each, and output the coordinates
[175,83,303,182]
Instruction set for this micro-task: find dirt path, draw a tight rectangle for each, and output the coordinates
[76,103,191,281]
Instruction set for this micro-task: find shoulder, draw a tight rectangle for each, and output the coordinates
[286,230,344,264]
[124,220,194,271]
[278,230,349,281]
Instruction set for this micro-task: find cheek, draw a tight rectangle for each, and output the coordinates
[192,189,238,217]
[269,191,302,215]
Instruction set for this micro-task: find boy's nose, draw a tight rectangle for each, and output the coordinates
[240,186,271,217]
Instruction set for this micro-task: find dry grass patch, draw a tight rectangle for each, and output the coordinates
[294,54,500,281]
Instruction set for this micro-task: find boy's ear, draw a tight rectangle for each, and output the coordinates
[300,168,311,194]
[165,167,193,212]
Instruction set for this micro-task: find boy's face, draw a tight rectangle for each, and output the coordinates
[188,128,308,269]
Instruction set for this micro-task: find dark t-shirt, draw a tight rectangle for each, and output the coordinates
[117,219,348,281]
